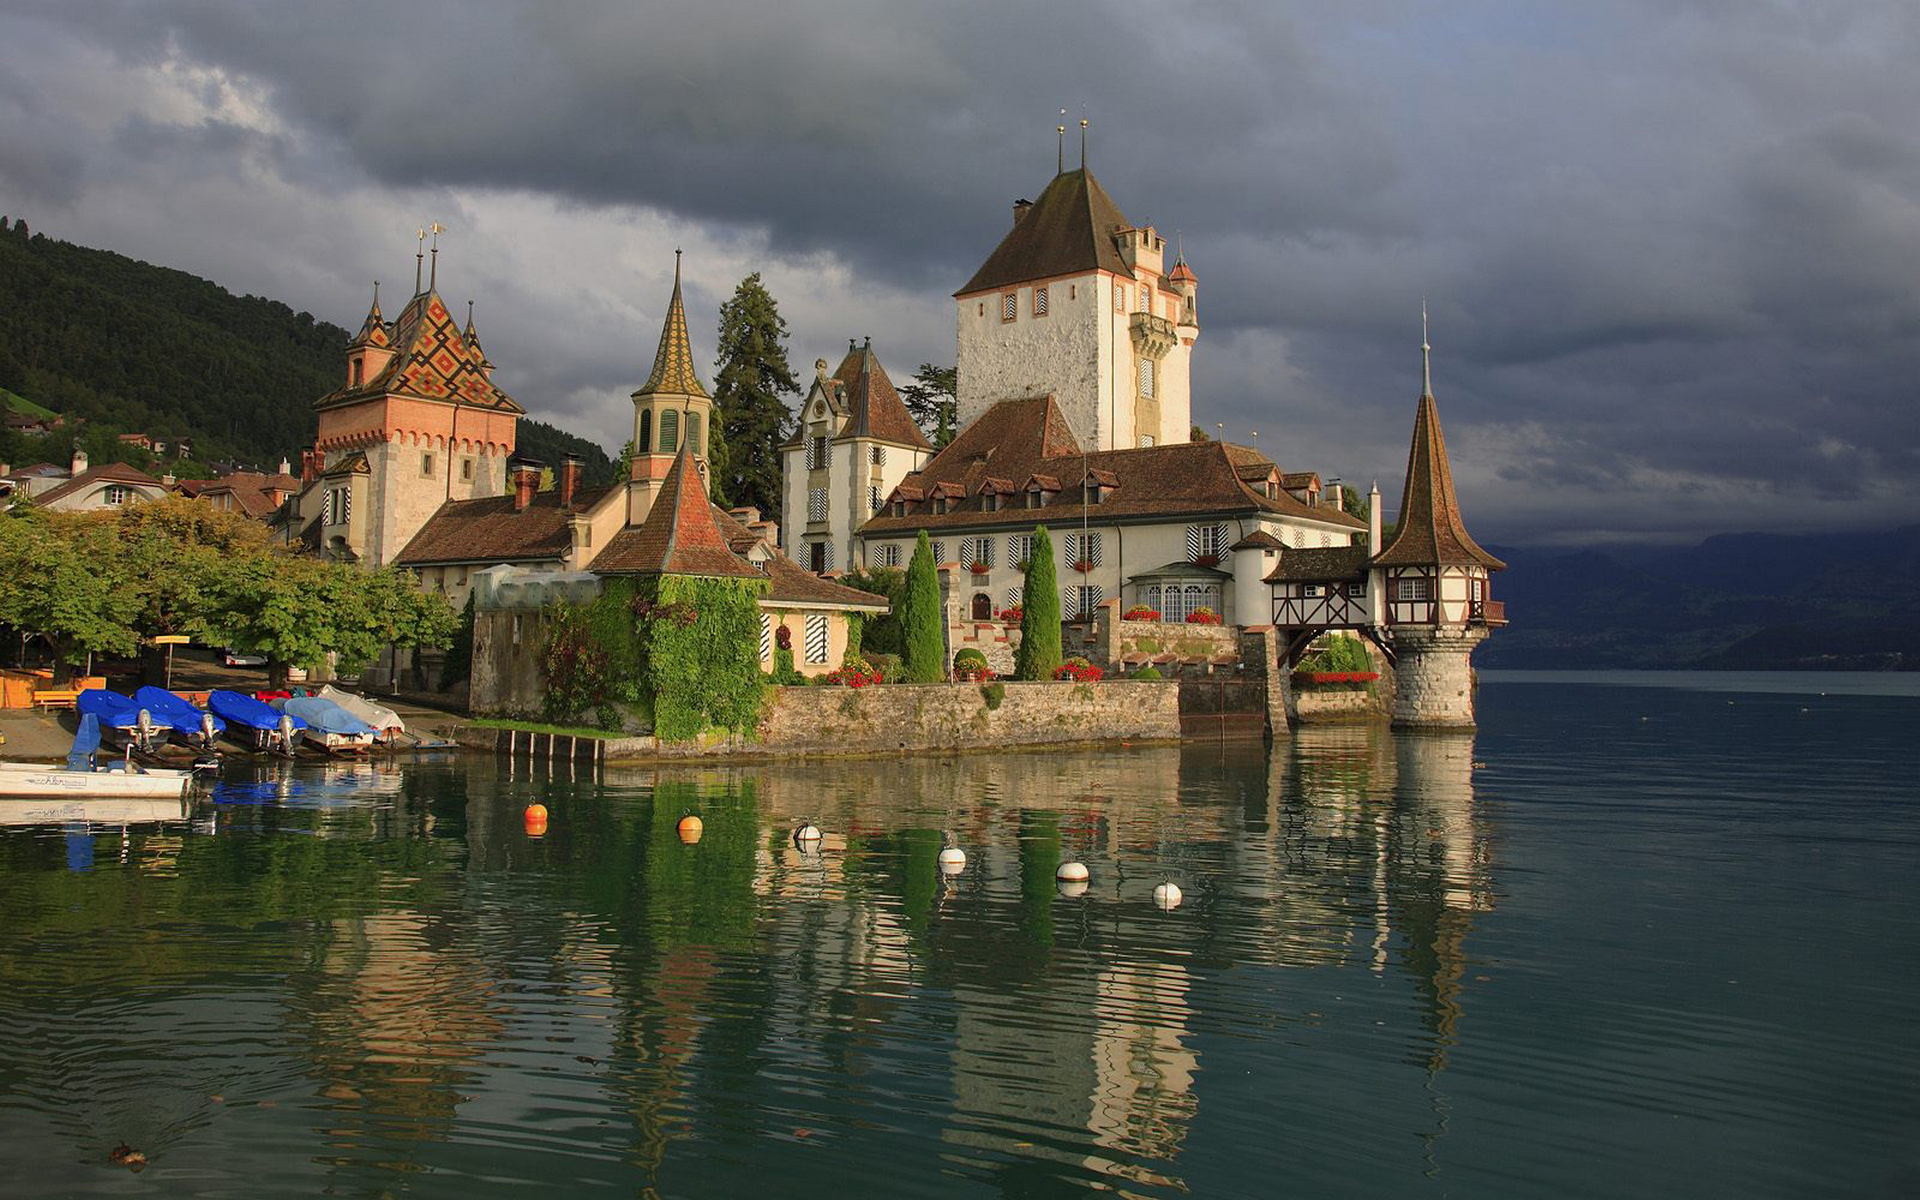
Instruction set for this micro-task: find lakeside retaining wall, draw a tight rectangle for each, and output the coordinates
[755,679,1181,755]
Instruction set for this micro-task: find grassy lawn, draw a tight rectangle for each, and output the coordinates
[469,716,625,739]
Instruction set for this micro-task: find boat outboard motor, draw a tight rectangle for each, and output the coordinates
[201,712,218,748]
[136,707,155,754]
[276,713,296,757]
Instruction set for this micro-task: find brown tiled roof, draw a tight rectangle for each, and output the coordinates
[705,506,889,609]
[834,341,931,449]
[633,256,709,400]
[1264,545,1369,583]
[957,169,1133,296]
[32,462,164,507]
[315,288,522,414]
[172,478,213,498]
[197,471,304,520]
[395,485,615,567]
[324,451,370,477]
[1230,529,1287,551]
[592,444,758,577]
[1281,471,1321,490]
[1374,393,1505,571]
[976,476,1016,496]
[857,395,1366,537]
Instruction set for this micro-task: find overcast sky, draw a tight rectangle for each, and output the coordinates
[2,0,1916,544]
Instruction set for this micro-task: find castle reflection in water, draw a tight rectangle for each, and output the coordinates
[1,730,1492,1194]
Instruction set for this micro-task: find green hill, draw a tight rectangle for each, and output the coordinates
[0,217,614,482]
[1,385,57,421]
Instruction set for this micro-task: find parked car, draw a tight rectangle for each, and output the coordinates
[222,648,266,667]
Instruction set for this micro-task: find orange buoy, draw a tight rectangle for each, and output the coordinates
[677,814,704,844]
[524,803,549,837]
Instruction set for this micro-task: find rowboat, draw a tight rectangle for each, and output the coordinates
[0,762,194,801]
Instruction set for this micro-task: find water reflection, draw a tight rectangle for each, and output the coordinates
[0,731,1491,1198]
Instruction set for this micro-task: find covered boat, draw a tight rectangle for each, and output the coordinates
[76,688,174,751]
[317,686,404,739]
[133,686,225,746]
[278,696,376,753]
[208,689,305,753]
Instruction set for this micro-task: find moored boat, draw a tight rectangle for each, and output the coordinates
[76,688,175,752]
[317,686,405,741]
[277,696,376,753]
[132,686,225,748]
[208,689,304,753]
[0,714,194,802]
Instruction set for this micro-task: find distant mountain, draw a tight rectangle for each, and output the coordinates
[1479,526,1920,670]
[0,217,614,483]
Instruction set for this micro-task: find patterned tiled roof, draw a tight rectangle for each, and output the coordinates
[316,288,521,413]
[634,255,710,400]
[592,444,755,577]
[958,169,1133,296]
[349,287,389,348]
[862,396,1365,536]
[1374,393,1504,571]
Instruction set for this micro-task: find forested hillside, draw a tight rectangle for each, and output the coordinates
[0,217,613,482]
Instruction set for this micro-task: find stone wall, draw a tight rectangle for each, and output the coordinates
[471,608,557,716]
[1390,625,1487,728]
[755,679,1180,756]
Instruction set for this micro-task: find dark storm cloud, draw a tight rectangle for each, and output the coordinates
[4,0,1919,542]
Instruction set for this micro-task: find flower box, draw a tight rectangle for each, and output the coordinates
[1192,553,1220,568]
[1122,606,1161,622]
[1185,608,1222,625]
[1072,559,1095,573]
[997,606,1023,623]
[969,562,990,575]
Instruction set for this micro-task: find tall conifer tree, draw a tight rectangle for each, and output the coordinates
[902,530,945,681]
[711,273,799,516]
[1014,525,1062,680]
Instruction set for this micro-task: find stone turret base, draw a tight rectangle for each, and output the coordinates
[1390,625,1488,728]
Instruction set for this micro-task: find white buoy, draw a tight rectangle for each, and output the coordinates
[938,846,967,874]
[1057,879,1089,899]
[793,823,823,846]
[1056,861,1089,883]
[1153,882,1184,911]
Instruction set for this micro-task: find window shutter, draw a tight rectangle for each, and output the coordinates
[1004,587,1021,611]
[759,614,772,662]
[1186,525,1201,560]
[805,614,829,664]
[1063,586,1079,620]
[930,541,944,564]
[1086,533,1102,567]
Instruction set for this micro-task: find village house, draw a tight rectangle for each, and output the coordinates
[23,448,170,512]
[181,465,301,521]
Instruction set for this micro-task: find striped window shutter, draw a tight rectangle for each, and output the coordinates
[823,541,835,571]
[931,541,944,563]
[1186,524,1202,559]
[1064,532,1080,563]
[1005,587,1020,611]
[1086,533,1102,567]
[1063,586,1079,619]
[759,614,772,662]
[805,614,830,664]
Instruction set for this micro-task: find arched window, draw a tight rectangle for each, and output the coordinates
[659,409,680,454]
[638,409,652,454]
[686,410,702,456]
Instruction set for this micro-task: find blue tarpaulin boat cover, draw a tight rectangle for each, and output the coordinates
[279,696,376,737]
[67,712,102,771]
[208,689,306,733]
[77,688,177,730]
[133,686,225,734]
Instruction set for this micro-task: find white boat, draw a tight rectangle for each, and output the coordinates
[317,686,405,738]
[0,761,193,801]
[0,793,194,825]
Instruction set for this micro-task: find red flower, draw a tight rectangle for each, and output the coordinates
[1122,606,1160,621]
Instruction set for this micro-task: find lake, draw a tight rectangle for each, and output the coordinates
[1,673,1915,1197]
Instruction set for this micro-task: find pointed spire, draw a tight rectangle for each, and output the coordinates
[634,251,710,399]
[428,222,444,291]
[1374,344,1505,572]
[1421,298,1433,398]
[414,227,426,294]
[350,281,389,347]
[1057,109,1067,175]
[1080,118,1088,169]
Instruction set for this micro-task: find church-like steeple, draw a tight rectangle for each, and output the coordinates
[635,251,709,400]
[1374,324,1504,571]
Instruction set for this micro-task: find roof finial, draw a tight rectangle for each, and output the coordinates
[414,227,426,294]
[1057,109,1067,174]
[372,279,380,307]
[428,221,445,291]
[1421,297,1433,397]
[1080,118,1089,169]
[1175,230,1184,264]
[466,299,474,330]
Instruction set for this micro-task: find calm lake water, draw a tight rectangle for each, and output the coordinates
[2,673,1915,1197]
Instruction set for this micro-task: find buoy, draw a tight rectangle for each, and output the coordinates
[1152,882,1183,911]
[524,803,549,837]
[793,823,822,846]
[677,814,704,844]
[938,846,967,875]
[1056,861,1089,883]
[1057,879,1089,899]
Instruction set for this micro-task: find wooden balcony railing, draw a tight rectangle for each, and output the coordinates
[1470,598,1507,626]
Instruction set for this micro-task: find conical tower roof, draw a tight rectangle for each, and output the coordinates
[634,254,710,400]
[591,441,758,578]
[349,285,389,347]
[1374,379,1504,571]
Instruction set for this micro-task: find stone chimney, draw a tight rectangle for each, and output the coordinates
[558,454,583,510]
[1012,198,1032,226]
[278,457,292,476]
[300,449,318,486]
[161,472,176,488]
[70,446,88,477]
[1326,477,1343,510]
[510,459,541,512]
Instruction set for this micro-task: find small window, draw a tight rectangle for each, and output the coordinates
[1003,292,1018,322]
[808,487,827,522]
[868,485,880,513]
[1008,533,1035,565]
[1346,581,1366,598]
[978,302,985,316]
[930,541,944,564]
[638,409,652,453]
[1034,286,1048,317]
[686,410,703,456]
[1139,286,1152,314]
[104,485,132,506]
[1114,284,1127,313]
[422,453,436,476]
[808,435,827,471]
[659,409,680,453]
[1397,578,1430,602]
[1139,435,1155,447]
[1303,584,1322,598]
[871,445,886,466]
[880,543,901,568]
[351,359,363,387]
[461,458,473,481]
[1069,283,1076,300]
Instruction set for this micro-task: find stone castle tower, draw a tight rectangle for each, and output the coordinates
[1374,341,1507,728]
[953,167,1198,451]
[309,258,523,567]
[627,253,715,525]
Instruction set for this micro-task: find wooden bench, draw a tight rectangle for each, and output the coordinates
[32,689,80,711]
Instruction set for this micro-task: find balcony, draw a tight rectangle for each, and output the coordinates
[1469,599,1507,627]
[1129,312,1176,360]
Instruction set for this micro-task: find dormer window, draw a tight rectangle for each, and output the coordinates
[1025,489,1042,509]
[983,492,999,513]
[892,500,908,517]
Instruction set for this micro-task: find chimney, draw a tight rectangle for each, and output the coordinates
[558,454,582,510]
[1367,480,1383,557]
[278,457,292,477]
[70,447,88,477]
[161,472,176,488]
[1326,477,1342,510]
[511,460,540,511]
[300,449,318,485]
[1012,198,1032,226]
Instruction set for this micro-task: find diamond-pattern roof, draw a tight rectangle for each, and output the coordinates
[634,256,709,400]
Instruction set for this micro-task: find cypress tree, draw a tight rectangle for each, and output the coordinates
[902,529,946,681]
[711,273,800,517]
[1014,525,1062,680]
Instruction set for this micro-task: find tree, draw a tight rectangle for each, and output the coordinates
[1190,425,1210,442]
[839,564,907,657]
[1013,525,1062,680]
[900,531,945,681]
[440,590,475,690]
[711,274,799,516]
[900,364,957,447]
[0,512,139,677]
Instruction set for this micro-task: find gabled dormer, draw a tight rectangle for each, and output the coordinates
[976,476,1015,513]
[1022,473,1061,509]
